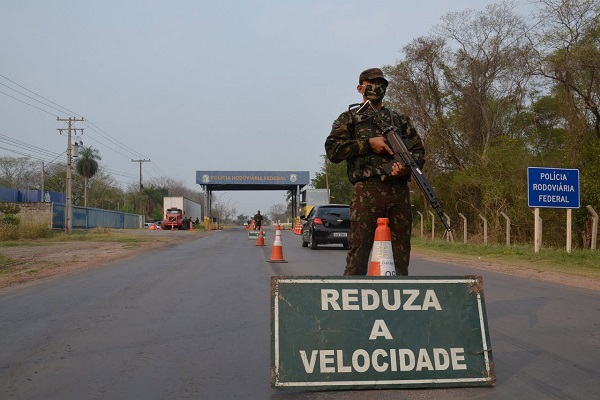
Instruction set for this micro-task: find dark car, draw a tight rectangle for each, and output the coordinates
[301,204,350,250]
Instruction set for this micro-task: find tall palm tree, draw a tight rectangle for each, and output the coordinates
[75,146,101,208]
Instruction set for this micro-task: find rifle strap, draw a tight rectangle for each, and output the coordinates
[388,109,396,130]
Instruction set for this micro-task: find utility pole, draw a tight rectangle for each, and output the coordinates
[57,117,84,234]
[131,159,150,217]
[131,159,151,191]
[41,161,44,201]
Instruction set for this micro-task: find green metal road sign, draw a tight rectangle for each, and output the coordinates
[271,276,495,390]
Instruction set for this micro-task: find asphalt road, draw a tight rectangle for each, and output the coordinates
[1,227,598,399]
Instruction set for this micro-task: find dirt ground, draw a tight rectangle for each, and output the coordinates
[0,229,205,290]
[1,229,598,291]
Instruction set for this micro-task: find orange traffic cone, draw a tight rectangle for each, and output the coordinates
[190,221,194,231]
[171,224,174,231]
[268,224,287,263]
[256,227,265,246]
[367,218,396,276]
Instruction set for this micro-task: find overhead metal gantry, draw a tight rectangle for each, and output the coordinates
[196,170,310,222]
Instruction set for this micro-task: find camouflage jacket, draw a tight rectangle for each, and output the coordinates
[325,104,425,184]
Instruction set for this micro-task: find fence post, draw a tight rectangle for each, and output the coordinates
[416,211,424,238]
[458,213,467,244]
[500,212,511,246]
[428,211,435,240]
[443,213,454,242]
[478,214,488,245]
[587,205,598,250]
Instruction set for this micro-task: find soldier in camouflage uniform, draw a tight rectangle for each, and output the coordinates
[324,68,425,276]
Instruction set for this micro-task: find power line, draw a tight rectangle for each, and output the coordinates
[0,74,148,161]
[0,89,57,117]
[0,75,148,162]
[0,74,175,187]
[0,145,55,161]
[0,131,136,179]
[103,167,137,179]
[0,82,71,116]
[0,73,78,116]
[83,119,149,160]
[0,133,62,159]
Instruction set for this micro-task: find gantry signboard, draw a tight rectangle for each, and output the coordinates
[196,170,309,191]
[271,276,495,391]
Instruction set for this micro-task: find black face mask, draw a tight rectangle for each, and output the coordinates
[364,84,386,102]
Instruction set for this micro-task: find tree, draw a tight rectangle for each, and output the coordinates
[530,0,600,140]
[381,1,543,241]
[82,170,125,211]
[269,204,287,223]
[43,162,67,194]
[312,155,353,205]
[142,185,169,220]
[146,176,203,203]
[75,146,101,208]
[527,0,600,245]
[235,213,251,226]
[0,156,40,190]
[386,1,532,171]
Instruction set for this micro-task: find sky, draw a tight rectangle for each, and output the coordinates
[0,0,535,219]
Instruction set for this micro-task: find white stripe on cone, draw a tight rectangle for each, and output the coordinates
[268,224,287,263]
[273,229,282,245]
[368,239,396,276]
[368,218,396,276]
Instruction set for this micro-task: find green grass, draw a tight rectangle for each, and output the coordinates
[0,228,149,249]
[412,237,600,280]
[47,229,146,244]
[0,254,15,267]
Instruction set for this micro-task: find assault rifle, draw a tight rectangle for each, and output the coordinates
[354,100,452,232]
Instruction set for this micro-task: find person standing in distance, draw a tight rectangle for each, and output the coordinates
[253,210,263,231]
[324,68,425,276]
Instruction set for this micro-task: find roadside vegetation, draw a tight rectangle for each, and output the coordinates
[412,237,600,281]
[311,0,600,251]
[0,223,206,244]
[0,225,204,283]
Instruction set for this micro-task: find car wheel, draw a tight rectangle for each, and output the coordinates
[302,240,308,247]
[309,232,318,250]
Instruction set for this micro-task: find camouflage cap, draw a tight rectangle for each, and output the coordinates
[359,68,388,86]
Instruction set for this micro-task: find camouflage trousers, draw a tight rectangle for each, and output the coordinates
[344,179,412,276]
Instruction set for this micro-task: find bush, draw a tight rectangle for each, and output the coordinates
[0,202,21,227]
[0,203,20,215]
[0,223,19,240]
[0,219,52,240]
[20,219,53,239]
[1,214,20,225]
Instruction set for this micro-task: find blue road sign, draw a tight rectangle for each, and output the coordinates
[527,167,580,209]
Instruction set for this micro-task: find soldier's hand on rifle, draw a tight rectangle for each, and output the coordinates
[369,136,393,155]
[391,162,410,177]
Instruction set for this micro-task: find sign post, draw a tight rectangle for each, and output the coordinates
[271,276,495,391]
[527,167,580,253]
